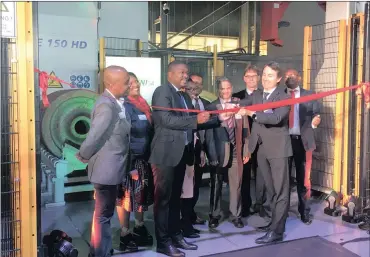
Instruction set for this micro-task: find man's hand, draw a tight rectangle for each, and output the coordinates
[197,112,210,124]
[76,153,88,163]
[356,83,370,109]
[312,114,321,127]
[200,151,206,167]
[219,112,234,121]
[243,156,250,164]
[237,108,255,117]
[130,169,139,181]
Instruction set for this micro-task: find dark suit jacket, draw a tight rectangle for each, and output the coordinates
[149,83,219,167]
[233,89,249,100]
[240,86,293,159]
[193,97,210,164]
[285,87,321,151]
[205,97,250,168]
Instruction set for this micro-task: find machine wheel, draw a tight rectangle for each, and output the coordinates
[41,90,98,158]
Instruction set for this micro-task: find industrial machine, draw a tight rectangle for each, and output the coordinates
[40,89,98,207]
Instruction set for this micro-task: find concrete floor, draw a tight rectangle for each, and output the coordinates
[41,186,370,257]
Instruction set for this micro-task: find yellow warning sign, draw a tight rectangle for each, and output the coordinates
[48,71,63,88]
[1,3,9,12]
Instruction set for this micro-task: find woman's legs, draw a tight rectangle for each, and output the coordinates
[116,206,130,236]
[116,206,138,252]
[132,211,153,246]
[134,211,144,227]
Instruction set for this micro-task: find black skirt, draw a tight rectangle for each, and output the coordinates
[116,158,154,212]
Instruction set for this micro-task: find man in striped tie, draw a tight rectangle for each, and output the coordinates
[205,77,251,229]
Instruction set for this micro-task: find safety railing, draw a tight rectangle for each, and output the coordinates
[303,13,370,209]
[0,2,37,257]
[303,20,347,194]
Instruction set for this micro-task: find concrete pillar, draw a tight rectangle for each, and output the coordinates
[325,1,365,23]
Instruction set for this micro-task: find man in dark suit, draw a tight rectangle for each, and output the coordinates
[150,61,222,257]
[77,66,131,257]
[284,68,321,225]
[180,75,210,238]
[232,64,266,217]
[238,61,292,244]
[206,77,250,229]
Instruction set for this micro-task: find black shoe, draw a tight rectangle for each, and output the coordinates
[119,233,138,252]
[231,218,244,228]
[157,244,185,257]
[193,228,200,233]
[208,217,219,229]
[256,224,270,232]
[133,225,153,246]
[255,231,283,244]
[183,230,200,239]
[173,238,198,250]
[301,214,313,225]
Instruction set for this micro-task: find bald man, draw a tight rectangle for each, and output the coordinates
[284,68,321,225]
[77,66,131,257]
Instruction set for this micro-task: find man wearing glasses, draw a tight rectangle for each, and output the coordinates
[233,65,267,218]
[180,74,210,238]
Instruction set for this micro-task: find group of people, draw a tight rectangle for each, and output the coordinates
[77,60,322,257]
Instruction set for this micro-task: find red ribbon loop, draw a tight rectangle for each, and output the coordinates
[39,71,50,107]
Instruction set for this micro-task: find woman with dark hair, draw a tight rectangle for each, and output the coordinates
[116,72,154,252]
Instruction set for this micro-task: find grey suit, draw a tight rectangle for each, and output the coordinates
[240,86,292,234]
[79,90,131,257]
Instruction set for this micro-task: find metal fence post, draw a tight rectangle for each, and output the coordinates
[99,37,105,94]
[16,2,37,256]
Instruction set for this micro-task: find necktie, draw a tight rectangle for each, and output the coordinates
[194,97,201,110]
[263,92,270,103]
[225,102,236,146]
[193,97,204,142]
[289,90,296,128]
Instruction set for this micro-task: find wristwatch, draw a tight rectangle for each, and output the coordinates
[251,113,257,120]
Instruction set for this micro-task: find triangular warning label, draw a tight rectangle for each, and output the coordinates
[1,3,9,12]
[48,71,63,88]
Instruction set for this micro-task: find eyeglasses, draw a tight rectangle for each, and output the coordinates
[244,75,258,80]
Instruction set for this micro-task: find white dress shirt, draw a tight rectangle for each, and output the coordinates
[287,86,317,134]
[263,87,277,100]
[246,88,254,96]
[106,88,125,115]
[287,87,301,135]
[192,97,205,111]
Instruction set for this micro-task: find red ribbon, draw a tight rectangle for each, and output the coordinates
[152,83,370,114]
[35,68,76,107]
[34,68,370,111]
[38,71,50,107]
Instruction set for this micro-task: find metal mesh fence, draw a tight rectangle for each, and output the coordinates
[103,37,143,57]
[1,38,21,257]
[307,21,340,190]
[359,11,370,209]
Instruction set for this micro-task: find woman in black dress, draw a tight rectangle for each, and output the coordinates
[116,72,154,252]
